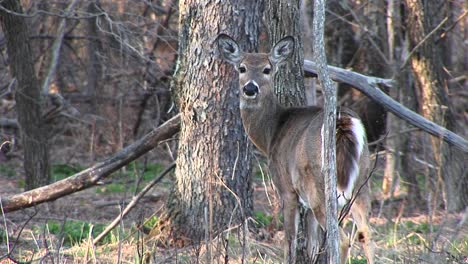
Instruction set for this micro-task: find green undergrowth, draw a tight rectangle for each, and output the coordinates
[143,215,160,230]
[96,162,166,194]
[253,211,273,228]
[41,220,115,246]
[51,164,83,181]
[0,164,16,178]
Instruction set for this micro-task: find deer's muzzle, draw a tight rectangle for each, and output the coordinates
[242,81,259,98]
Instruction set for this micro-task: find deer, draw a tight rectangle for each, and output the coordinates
[216,33,375,264]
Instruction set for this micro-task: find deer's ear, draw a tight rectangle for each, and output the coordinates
[270,36,294,65]
[216,34,242,65]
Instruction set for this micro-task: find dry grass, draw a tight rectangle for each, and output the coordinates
[1,171,467,264]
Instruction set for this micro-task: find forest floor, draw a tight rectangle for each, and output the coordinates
[0,151,467,263]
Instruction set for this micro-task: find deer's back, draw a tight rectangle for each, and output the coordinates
[268,106,370,208]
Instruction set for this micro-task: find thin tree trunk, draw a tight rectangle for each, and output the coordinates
[313,0,340,263]
[300,0,317,106]
[85,1,103,113]
[0,0,50,190]
[164,0,263,245]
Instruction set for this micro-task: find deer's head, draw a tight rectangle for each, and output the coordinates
[216,34,294,110]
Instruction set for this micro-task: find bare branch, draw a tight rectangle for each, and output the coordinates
[0,3,104,19]
[303,60,468,152]
[0,114,180,213]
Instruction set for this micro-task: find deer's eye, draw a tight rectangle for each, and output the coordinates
[263,67,271,75]
[238,66,246,73]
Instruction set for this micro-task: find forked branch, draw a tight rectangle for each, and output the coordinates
[303,60,468,152]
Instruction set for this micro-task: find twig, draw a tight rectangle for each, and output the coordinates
[340,1,391,66]
[438,11,467,41]
[400,16,449,69]
[0,3,104,19]
[93,163,176,245]
[0,78,15,98]
[338,145,380,224]
[0,203,38,261]
[368,127,420,146]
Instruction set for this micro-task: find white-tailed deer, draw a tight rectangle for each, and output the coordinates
[216,34,375,264]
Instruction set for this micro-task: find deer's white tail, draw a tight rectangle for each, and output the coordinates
[336,115,366,206]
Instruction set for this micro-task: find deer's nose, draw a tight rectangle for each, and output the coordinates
[243,82,259,97]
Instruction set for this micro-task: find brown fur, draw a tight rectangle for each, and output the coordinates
[216,34,375,264]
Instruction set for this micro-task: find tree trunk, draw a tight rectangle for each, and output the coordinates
[313,0,341,263]
[265,0,306,107]
[165,0,263,245]
[357,0,395,197]
[0,0,50,190]
[86,1,103,113]
[404,0,466,212]
[300,0,317,106]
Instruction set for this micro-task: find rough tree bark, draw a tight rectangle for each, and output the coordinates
[0,0,50,190]
[164,0,263,245]
[265,0,306,107]
[404,0,466,212]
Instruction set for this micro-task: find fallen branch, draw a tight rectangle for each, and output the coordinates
[303,60,468,152]
[93,162,176,245]
[0,114,180,213]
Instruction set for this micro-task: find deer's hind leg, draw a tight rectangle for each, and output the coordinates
[281,192,300,264]
[305,210,322,260]
[351,195,375,264]
[312,204,350,264]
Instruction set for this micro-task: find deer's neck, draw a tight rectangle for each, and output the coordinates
[240,98,285,155]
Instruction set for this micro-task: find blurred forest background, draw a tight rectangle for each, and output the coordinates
[0,0,466,263]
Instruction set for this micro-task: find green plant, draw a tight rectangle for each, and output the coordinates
[44,220,111,246]
[51,164,81,181]
[0,228,7,244]
[349,258,367,264]
[96,183,125,194]
[0,164,16,178]
[143,215,160,230]
[253,211,273,228]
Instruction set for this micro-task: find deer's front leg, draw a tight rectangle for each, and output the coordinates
[281,192,299,264]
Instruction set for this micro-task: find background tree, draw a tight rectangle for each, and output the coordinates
[404,0,466,212]
[0,0,50,190]
[163,0,263,247]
